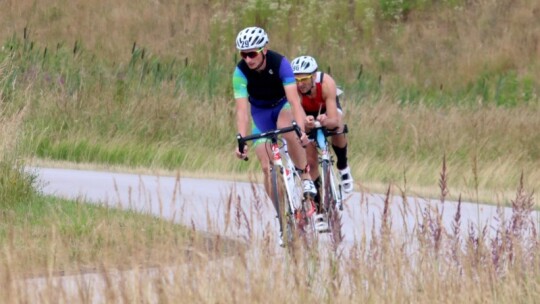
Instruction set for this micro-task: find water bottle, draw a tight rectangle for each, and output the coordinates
[314,121,326,149]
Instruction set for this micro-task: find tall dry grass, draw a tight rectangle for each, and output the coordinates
[0,0,538,301]
[0,55,37,207]
[1,0,538,193]
[343,95,539,203]
[22,84,539,203]
[0,196,232,279]
[1,169,538,303]
[355,0,540,94]
[1,0,212,61]
[2,0,539,95]
[0,57,26,160]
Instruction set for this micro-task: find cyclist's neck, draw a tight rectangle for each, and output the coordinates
[301,82,316,97]
[253,54,267,72]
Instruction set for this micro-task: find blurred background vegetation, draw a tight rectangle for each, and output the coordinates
[1,0,538,203]
[0,1,539,298]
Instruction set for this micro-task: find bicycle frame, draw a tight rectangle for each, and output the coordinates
[237,122,307,246]
[279,140,304,212]
[307,121,349,243]
[312,121,346,211]
[281,140,316,230]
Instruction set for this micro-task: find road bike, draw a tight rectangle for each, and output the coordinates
[237,122,315,247]
[308,121,348,243]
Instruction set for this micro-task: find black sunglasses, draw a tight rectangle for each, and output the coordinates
[240,48,263,59]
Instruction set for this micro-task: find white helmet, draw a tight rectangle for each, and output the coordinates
[236,27,269,50]
[291,56,318,74]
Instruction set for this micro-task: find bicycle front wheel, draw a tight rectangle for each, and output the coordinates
[321,160,343,244]
[271,165,296,247]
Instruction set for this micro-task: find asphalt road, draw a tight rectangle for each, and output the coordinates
[32,166,526,246]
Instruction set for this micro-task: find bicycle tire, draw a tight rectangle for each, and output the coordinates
[321,160,333,212]
[291,170,318,245]
[281,147,312,233]
[282,153,317,248]
[328,160,343,210]
[322,160,343,244]
[271,164,295,247]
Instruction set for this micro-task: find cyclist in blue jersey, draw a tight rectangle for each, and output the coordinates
[233,27,317,206]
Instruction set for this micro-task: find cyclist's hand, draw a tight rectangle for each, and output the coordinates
[236,145,248,160]
[316,114,328,126]
[305,115,315,131]
[300,131,310,147]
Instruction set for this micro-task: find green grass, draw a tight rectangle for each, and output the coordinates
[3,33,536,203]
[0,169,242,277]
[0,0,539,301]
[0,0,538,204]
[2,159,539,303]
[0,163,192,275]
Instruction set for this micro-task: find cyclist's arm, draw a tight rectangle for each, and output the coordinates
[284,84,306,132]
[233,67,250,137]
[320,74,341,129]
[279,58,306,132]
[236,98,250,137]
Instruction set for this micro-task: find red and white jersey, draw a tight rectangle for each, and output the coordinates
[300,72,326,114]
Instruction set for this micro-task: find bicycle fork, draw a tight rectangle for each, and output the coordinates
[269,141,299,243]
[316,130,343,211]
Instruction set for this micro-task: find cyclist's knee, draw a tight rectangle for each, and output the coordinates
[306,152,318,168]
[260,161,271,176]
[331,133,347,146]
[282,131,298,145]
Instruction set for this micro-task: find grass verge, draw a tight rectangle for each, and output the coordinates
[1,181,244,278]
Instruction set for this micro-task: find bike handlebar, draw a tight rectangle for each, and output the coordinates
[237,121,302,161]
[308,122,348,139]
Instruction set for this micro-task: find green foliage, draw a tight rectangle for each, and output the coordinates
[380,0,410,21]
[239,0,284,29]
[0,162,37,208]
[3,2,537,108]
[2,35,234,106]
[0,194,194,274]
[379,0,464,21]
[0,0,538,201]
[466,71,537,106]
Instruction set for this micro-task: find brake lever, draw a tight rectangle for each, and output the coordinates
[236,134,249,161]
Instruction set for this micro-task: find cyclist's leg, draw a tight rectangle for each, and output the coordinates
[305,142,319,180]
[253,103,300,246]
[250,106,279,199]
[329,109,347,160]
[329,110,353,192]
[331,132,348,169]
[254,142,272,198]
[251,105,289,246]
[276,105,306,174]
[276,104,317,197]
[305,142,322,208]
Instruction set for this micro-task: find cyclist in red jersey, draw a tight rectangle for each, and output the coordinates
[291,56,354,230]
